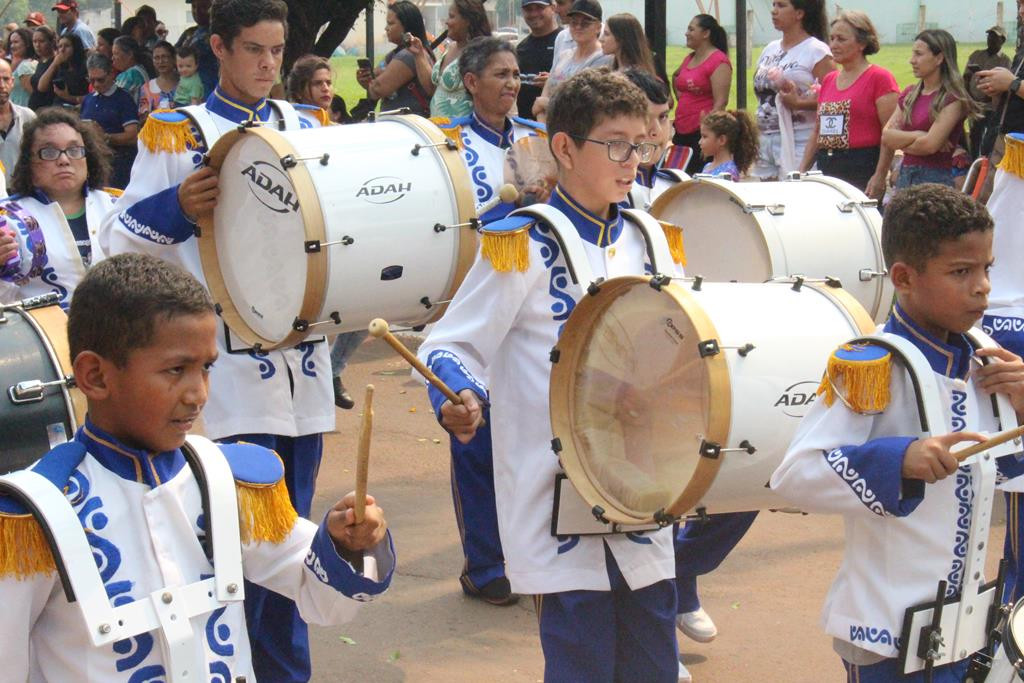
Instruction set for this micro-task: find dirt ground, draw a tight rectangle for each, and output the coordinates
[304,338,1008,683]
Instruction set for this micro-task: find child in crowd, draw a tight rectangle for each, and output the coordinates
[417,68,680,681]
[621,66,675,209]
[0,253,395,680]
[771,184,1024,681]
[698,109,759,181]
[173,45,204,106]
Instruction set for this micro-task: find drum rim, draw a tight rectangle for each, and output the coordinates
[9,304,83,430]
[549,275,730,525]
[381,114,477,327]
[1004,598,1024,668]
[199,125,329,351]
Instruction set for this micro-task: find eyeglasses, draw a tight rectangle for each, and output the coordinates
[35,145,86,161]
[569,135,658,163]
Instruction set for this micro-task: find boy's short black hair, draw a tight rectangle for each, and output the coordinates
[882,183,993,270]
[621,67,669,105]
[547,68,649,156]
[68,254,215,367]
[210,0,287,49]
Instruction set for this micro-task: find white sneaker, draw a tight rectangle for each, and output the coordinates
[676,607,718,643]
[678,660,693,683]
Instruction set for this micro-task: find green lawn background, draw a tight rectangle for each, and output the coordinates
[329,42,1008,115]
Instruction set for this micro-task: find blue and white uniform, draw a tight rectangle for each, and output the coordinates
[417,186,678,681]
[98,88,332,683]
[0,187,118,308]
[771,304,1024,680]
[0,419,395,682]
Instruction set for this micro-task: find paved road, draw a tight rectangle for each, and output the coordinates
[305,339,1008,682]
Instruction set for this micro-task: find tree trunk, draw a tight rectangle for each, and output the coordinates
[283,0,372,73]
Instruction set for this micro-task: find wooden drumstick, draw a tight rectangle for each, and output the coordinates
[955,424,1024,462]
[368,318,463,405]
[354,384,374,524]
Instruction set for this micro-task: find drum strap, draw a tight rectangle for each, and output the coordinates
[509,204,595,289]
[267,99,301,131]
[620,208,678,277]
[179,100,305,153]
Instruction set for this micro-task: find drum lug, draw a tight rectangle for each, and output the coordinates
[738,201,785,216]
[412,140,458,156]
[791,276,805,292]
[292,312,342,332]
[838,199,879,213]
[8,375,74,405]
[280,153,330,169]
[698,440,721,459]
[859,268,887,282]
[549,347,560,364]
[587,278,604,296]
[825,276,843,288]
[652,509,677,528]
[697,339,720,358]
[305,236,354,253]
[551,437,562,454]
[690,275,703,291]
[591,505,608,524]
[648,274,671,291]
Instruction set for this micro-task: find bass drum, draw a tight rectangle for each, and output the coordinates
[549,276,875,525]
[1,301,84,474]
[200,114,477,350]
[649,173,892,323]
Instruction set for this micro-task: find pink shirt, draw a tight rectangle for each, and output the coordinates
[673,49,730,135]
[815,65,898,150]
[897,85,964,168]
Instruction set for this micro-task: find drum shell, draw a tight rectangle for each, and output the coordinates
[202,115,476,349]
[649,174,892,323]
[0,306,82,474]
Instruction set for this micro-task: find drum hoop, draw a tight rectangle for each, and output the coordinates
[380,114,477,326]
[807,283,877,337]
[199,126,328,350]
[549,276,730,525]
[16,305,83,428]
[1004,598,1024,665]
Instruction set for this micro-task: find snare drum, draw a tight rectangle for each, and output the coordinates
[200,114,477,350]
[1,300,83,474]
[549,276,875,525]
[649,173,892,322]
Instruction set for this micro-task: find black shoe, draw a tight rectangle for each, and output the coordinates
[461,575,519,606]
[333,376,355,410]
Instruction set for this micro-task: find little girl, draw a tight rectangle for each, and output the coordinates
[698,110,759,181]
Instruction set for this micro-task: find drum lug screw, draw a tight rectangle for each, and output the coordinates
[587,280,603,296]
[691,275,703,291]
[699,440,721,459]
[697,339,720,358]
[590,505,608,524]
[791,276,805,292]
[653,509,676,527]
[98,623,111,635]
[549,347,561,364]
[824,277,842,288]
[550,437,562,454]
[648,274,671,291]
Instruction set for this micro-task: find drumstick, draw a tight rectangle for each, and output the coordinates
[354,384,374,524]
[475,183,519,217]
[954,424,1024,462]
[368,318,462,404]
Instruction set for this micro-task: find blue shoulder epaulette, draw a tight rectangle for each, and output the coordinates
[511,116,546,135]
[149,109,191,124]
[0,440,88,516]
[218,442,285,486]
[479,215,535,273]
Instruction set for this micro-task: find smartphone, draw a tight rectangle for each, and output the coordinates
[357,58,371,70]
[966,63,983,74]
[401,32,413,48]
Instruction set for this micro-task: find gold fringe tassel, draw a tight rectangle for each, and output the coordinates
[481,230,530,272]
[139,110,200,154]
[236,479,298,545]
[658,221,687,267]
[999,135,1024,179]
[312,107,331,127]
[430,118,462,149]
[816,345,891,414]
[0,514,55,578]
[102,187,124,198]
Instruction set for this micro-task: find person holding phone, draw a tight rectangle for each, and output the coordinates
[963,25,1010,158]
[356,0,434,117]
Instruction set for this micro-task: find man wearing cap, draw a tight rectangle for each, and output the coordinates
[531,0,610,119]
[52,0,95,49]
[23,12,45,28]
[516,0,559,120]
[964,25,1011,158]
[552,0,575,58]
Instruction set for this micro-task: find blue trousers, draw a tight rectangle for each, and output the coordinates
[674,510,758,613]
[220,432,323,683]
[537,543,679,682]
[450,406,507,591]
[842,657,968,682]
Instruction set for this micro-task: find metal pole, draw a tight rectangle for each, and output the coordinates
[365,0,375,69]
[736,0,747,110]
[644,0,667,81]
[114,0,122,29]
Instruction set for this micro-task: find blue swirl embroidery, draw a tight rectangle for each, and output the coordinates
[531,224,577,335]
[426,349,487,398]
[297,342,317,378]
[824,448,885,516]
[41,266,69,309]
[248,349,276,379]
[951,389,967,433]
[849,624,900,649]
[530,224,560,268]
[65,470,88,505]
[127,665,167,683]
[210,661,232,683]
[946,467,972,596]
[625,531,652,545]
[556,534,580,554]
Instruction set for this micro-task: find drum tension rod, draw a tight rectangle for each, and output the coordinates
[8,375,75,405]
[434,218,481,232]
[652,509,677,528]
[280,153,330,168]
[419,296,453,310]
[412,140,457,155]
[838,199,878,212]
[859,268,887,281]
[292,312,342,332]
[699,439,756,458]
[305,236,354,252]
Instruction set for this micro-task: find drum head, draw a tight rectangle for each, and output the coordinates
[550,276,729,525]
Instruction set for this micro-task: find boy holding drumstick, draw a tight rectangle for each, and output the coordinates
[418,68,681,681]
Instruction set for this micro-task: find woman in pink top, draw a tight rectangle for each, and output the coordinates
[882,29,977,189]
[672,14,731,174]
[799,11,898,197]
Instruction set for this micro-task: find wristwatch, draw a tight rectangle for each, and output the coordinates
[1012,77,1023,95]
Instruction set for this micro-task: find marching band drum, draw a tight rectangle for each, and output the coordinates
[199,114,477,350]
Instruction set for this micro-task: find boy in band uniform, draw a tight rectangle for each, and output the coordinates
[771,184,1024,681]
[0,253,394,681]
[418,69,680,681]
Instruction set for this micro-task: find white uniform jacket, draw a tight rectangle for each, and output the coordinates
[0,419,395,682]
[416,185,675,595]
[98,89,334,440]
[771,304,1024,659]
[0,188,117,308]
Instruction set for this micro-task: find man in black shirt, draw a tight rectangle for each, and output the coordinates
[977,0,1024,161]
[515,0,560,121]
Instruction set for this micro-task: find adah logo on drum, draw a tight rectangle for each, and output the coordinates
[241,161,300,214]
[356,176,412,204]
[774,380,819,418]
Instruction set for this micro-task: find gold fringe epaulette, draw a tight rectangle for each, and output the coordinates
[430,117,462,149]
[817,343,892,414]
[481,226,531,272]
[999,134,1024,179]
[311,107,331,127]
[139,110,200,154]
[236,478,298,545]
[658,220,686,266]
[0,512,56,578]
[101,187,124,198]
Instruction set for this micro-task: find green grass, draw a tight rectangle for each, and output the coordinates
[329,42,1013,115]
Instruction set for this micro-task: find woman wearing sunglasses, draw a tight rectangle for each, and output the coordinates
[0,107,116,308]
